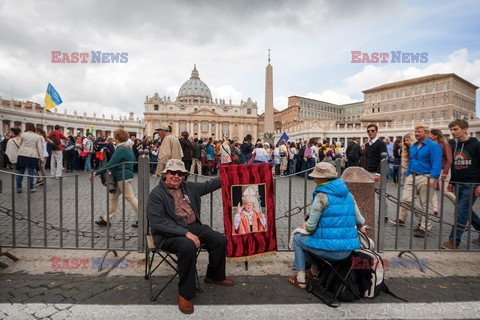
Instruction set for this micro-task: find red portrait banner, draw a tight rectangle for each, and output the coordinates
[219,163,277,261]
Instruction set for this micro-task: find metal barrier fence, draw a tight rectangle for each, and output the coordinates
[2,151,478,267]
[377,157,480,253]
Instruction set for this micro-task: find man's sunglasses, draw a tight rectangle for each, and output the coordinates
[367,130,376,133]
[168,171,187,177]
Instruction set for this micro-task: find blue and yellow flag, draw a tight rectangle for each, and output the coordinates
[44,83,63,110]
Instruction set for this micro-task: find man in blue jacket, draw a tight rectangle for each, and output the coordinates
[400,124,442,238]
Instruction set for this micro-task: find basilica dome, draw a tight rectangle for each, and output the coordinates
[177,65,212,103]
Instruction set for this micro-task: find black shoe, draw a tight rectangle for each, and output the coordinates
[132,220,138,228]
[95,218,110,226]
[384,216,389,223]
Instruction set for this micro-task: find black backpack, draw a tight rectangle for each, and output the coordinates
[298,145,306,158]
[49,135,59,151]
[93,139,102,152]
[352,249,407,301]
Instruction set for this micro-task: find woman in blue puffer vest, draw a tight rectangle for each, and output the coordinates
[288,162,366,289]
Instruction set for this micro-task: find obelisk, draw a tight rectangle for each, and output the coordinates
[264,49,274,144]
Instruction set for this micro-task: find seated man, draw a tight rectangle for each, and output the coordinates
[288,162,366,289]
[147,159,234,314]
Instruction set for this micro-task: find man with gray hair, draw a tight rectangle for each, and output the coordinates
[147,159,234,314]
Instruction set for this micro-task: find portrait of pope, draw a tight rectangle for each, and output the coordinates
[232,185,267,235]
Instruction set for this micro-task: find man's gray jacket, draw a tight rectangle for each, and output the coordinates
[147,177,221,248]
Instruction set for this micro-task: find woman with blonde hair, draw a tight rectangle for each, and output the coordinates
[16,123,43,193]
[91,128,138,227]
[393,132,415,225]
[400,133,415,175]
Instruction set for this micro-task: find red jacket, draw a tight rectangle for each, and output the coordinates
[48,131,67,151]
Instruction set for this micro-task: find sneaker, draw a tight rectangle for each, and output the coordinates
[441,240,456,250]
[392,219,405,226]
[413,224,421,232]
[29,189,36,193]
[95,218,111,226]
[384,216,389,223]
[16,188,22,193]
[132,220,138,228]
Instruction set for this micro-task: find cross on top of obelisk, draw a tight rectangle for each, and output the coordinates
[267,48,271,64]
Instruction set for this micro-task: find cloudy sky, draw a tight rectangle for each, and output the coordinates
[1,0,480,119]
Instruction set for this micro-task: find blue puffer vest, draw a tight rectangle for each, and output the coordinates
[306,178,360,251]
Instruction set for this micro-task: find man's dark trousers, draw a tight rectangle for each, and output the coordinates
[161,222,227,300]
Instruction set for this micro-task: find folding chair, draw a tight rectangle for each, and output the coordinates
[145,231,204,302]
[305,252,360,308]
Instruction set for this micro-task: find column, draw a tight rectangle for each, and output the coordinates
[208,122,212,138]
[21,122,26,133]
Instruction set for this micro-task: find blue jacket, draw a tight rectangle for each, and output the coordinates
[306,179,361,251]
[405,138,442,179]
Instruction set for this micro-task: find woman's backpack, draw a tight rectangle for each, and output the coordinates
[352,248,407,301]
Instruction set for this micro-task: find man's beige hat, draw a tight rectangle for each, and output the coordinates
[309,162,337,179]
[155,123,169,131]
[162,159,188,174]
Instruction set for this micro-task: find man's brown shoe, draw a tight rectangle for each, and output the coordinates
[204,276,235,286]
[178,294,193,314]
[392,219,405,226]
[441,240,456,250]
[413,229,426,238]
[473,235,480,245]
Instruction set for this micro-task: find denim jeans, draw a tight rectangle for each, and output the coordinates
[449,184,480,245]
[386,161,394,181]
[84,153,92,172]
[292,233,351,271]
[16,166,35,190]
[289,158,297,175]
[300,158,316,179]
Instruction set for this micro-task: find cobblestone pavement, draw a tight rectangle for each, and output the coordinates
[1,272,480,319]
[1,169,480,252]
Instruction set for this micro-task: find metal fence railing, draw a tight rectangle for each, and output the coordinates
[377,156,480,253]
[1,150,478,268]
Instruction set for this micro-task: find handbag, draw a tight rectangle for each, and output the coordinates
[100,171,117,193]
[80,151,88,158]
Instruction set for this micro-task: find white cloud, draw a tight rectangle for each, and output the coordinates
[344,49,480,94]
[306,91,360,105]
[210,85,243,103]
[274,96,288,111]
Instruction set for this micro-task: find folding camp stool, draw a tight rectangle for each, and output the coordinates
[305,252,360,307]
[145,234,205,302]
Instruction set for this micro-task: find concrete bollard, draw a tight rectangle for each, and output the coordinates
[341,166,375,240]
